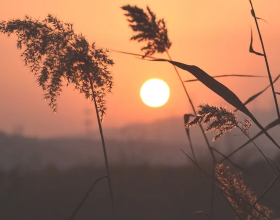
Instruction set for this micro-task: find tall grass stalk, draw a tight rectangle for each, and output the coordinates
[92,91,116,220]
[67,176,108,220]
[121,5,218,217]
[120,4,280,219]
[249,0,280,124]
[165,50,217,218]
[0,15,117,220]
[165,50,215,160]
[219,118,280,164]
[187,104,277,174]
[181,150,272,219]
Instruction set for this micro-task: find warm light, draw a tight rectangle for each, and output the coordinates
[140,79,170,107]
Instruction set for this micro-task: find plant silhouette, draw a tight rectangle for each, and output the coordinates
[186,104,251,142]
[121,4,171,58]
[0,14,116,220]
[1,2,280,219]
[121,3,215,170]
[0,14,113,119]
[216,164,273,220]
[119,3,280,219]
[184,74,269,83]
[151,58,280,149]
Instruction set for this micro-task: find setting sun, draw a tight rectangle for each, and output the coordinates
[140,79,170,108]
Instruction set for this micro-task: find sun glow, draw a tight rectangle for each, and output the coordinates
[140,79,170,107]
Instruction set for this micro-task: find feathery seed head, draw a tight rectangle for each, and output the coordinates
[216,164,273,220]
[0,14,113,120]
[121,5,172,58]
[186,104,251,141]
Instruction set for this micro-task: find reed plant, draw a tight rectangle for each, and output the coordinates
[1,1,280,219]
[0,15,116,220]
[118,2,280,219]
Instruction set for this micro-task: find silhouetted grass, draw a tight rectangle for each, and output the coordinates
[249,0,280,124]
[121,6,218,216]
[0,158,279,220]
[184,74,271,83]
[0,15,116,220]
[119,3,280,219]
[0,2,280,220]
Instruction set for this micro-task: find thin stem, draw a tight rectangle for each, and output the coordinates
[268,158,280,173]
[184,116,197,163]
[90,83,116,220]
[252,173,280,208]
[238,125,278,175]
[166,50,216,219]
[193,211,211,220]
[67,176,108,220]
[181,150,271,220]
[165,50,216,161]
[219,140,253,164]
[233,127,280,213]
[249,0,280,125]
[211,147,249,174]
[209,162,216,220]
[219,189,244,220]
[262,197,280,211]
[188,131,197,163]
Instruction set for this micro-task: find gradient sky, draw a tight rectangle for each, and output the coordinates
[0,0,280,137]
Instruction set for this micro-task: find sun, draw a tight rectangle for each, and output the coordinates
[140,79,170,107]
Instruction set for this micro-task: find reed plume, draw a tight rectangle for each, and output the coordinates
[0,14,113,119]
[121,5,171,58]
[186,104,251,142]
[0,14,116,219]
[216,164,274,220]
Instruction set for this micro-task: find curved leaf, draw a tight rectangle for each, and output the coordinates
[151,58,280,149]
[184,74,268,83]
[251,9,268,24]
[234,74,280,112]
[220,118,280,163]
[249,28,264,56]
[184,114,196,162]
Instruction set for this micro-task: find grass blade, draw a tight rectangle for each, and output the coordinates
[193,211,211,220]
[251,9,268,24]
[150,59,249,114]
[110,48,280,113]
[181,150,271,219]
[249,0,280,133]
[184,114,196,163]
[253,173,280,208]
[234,74,280,112]
[220,118,280,163]
[249,27,264,56]
[67,176,107,220]
[184,74,268,83]
[151,58,280,149]
[109,48,159,59]
[211,147,249,174]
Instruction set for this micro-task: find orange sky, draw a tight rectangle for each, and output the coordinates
[0,0,280,137]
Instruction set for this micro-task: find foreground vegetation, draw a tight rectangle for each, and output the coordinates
[1,1,280,219]
[0,157,279,220]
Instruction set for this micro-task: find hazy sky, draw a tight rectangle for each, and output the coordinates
[0,0,280,137]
